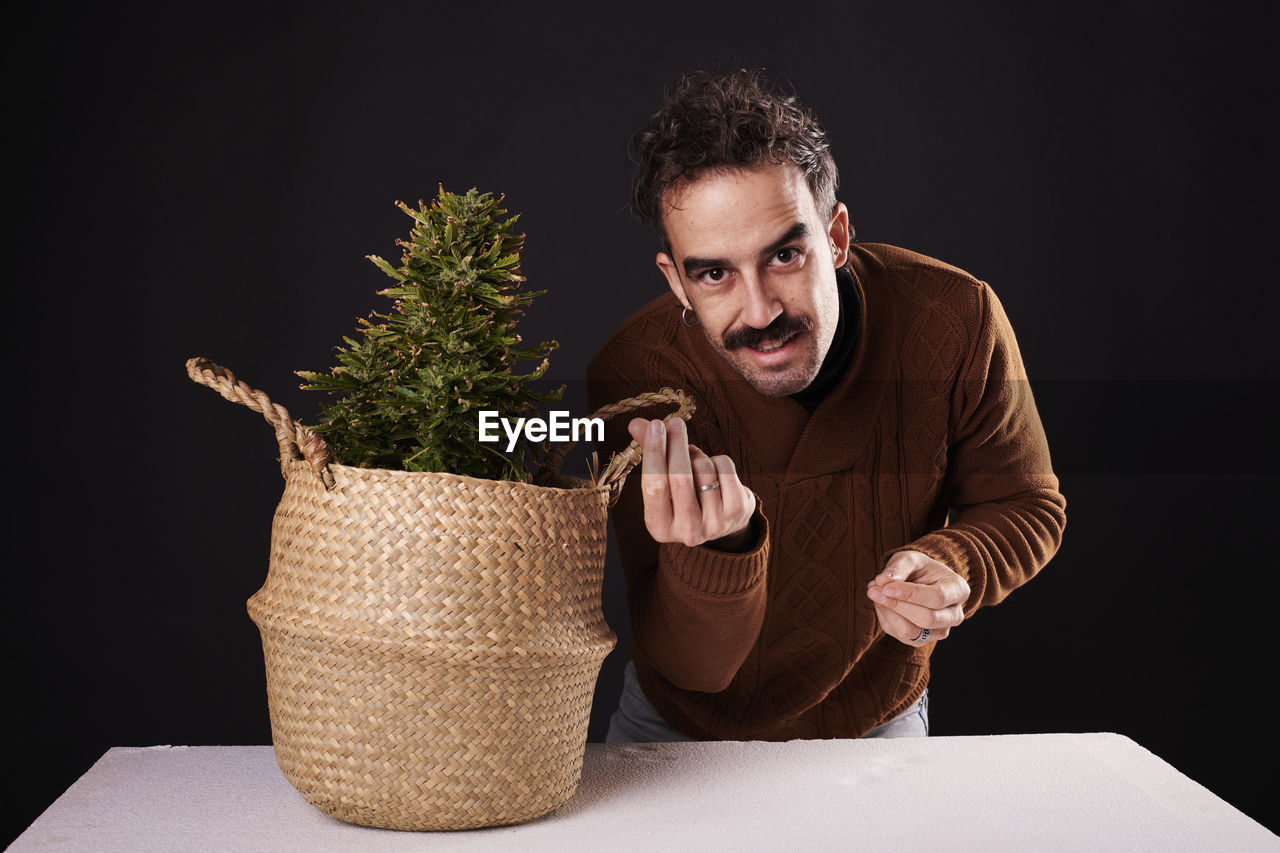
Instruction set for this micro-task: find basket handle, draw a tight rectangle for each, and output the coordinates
[538,388,696,506]
[186,357,337,488]
[188,356,691,500]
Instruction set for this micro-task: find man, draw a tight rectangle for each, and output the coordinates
[586,69,1066,742]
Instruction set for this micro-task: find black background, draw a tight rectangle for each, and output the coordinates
[9,0,1278,844]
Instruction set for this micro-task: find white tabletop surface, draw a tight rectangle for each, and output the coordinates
[9,733,1277,852]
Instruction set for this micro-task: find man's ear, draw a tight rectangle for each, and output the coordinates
[828,202,851,268]
[656,252,691,310]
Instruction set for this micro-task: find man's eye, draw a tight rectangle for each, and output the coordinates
[774,248,799,264]
[702,268,726,283]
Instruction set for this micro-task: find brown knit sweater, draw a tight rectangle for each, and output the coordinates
[586,242,1066,740]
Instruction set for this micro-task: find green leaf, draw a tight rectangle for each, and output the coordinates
[367,255,407,281]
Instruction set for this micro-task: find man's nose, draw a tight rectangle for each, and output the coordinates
[739,272,782,329]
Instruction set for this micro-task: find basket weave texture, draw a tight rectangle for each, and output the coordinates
[187,357,691,831]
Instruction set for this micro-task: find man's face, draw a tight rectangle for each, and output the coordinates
[656,163,850,397]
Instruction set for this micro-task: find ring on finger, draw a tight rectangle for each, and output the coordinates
[912,627,931,643]
[697,481,721,492]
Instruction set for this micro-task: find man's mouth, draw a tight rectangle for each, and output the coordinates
[740,331,805,367]
[749,332,798,353]
[724,314,814,354]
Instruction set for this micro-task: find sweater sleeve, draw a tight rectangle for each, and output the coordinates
[885,282,1066,618]
[587,344,769,694]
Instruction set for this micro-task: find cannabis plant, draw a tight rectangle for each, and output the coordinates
[297,187,561,481]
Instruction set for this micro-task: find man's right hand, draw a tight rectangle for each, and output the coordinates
[628,416,757,552]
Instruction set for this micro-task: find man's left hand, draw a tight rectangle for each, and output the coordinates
[866,550,970,646]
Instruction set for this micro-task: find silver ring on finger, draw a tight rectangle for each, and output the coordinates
[913,627,931,643]
[697,481,721,492]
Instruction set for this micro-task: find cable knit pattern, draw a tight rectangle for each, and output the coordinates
[587,243,1066,739]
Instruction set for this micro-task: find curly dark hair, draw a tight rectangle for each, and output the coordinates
[629,68,839,251]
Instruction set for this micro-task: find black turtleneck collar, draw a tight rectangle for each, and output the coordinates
[789,263,863,413]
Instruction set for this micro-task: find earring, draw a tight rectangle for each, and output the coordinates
[681,305,697,327]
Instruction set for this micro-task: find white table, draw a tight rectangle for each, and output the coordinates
[9,734,1277,852]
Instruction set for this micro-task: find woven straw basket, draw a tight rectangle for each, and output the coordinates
[187,357,692,831]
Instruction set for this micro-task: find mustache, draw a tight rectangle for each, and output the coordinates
[722,313,815,351]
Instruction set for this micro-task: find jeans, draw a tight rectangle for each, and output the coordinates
[605,659,929,742]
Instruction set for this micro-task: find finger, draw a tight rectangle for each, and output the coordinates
[628,417,650,445]
[664,417,702,543]
[688,445,722,513]
[876,579,956,610]
[867,585,965,630]
[871,601,924,645]
[872,568,970,614]
[710,453,754,521]
[874,550,925,587]
[873,602,950,645]
[638,419,673,535]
